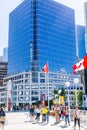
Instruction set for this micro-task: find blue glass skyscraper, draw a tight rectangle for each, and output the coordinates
[3,47,8,62]
[76,25,86,60]
[8,0,76,75]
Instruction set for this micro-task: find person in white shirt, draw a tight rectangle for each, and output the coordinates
[73,106,80,130]
[35,106,41,123]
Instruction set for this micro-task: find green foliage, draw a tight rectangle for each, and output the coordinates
[78,91,83,106]
[53,89,58,95]
[72,90,83,106]
[72,91,76,106]
[35,101,41,106]
[53,89,59,99]
[53,88,66,103]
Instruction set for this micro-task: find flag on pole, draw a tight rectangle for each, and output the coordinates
[72,55,87,74]
[42,63,48,73]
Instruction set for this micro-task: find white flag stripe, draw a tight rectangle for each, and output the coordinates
[74,59,84,72]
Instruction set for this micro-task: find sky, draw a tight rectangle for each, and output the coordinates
[0,0,87,55]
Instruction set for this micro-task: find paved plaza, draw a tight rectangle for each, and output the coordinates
[3,112,87,130]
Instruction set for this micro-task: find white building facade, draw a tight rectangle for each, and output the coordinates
[1,71,83,110]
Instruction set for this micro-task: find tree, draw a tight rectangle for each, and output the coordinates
[72,90,83,106]
[72,91,76,106]
[53,88,66,105]
[78,91,83,106]
[53,89,59,98]
[53,89,59,105]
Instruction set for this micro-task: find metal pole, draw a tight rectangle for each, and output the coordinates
[76,85,77,106]
[68,89,69,108]
[65,81,70,108]
[47,73,50,109]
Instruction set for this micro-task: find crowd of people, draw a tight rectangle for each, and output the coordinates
[29,105,49,124]
[0,104,81,130]
[28,104,81,130]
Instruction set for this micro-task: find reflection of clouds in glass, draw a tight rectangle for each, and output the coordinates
[0,0,86,56]
[55,0,86,25]
[18,85,23,89]
[18,91,23,95]
[19,97,23,101]
[25,92,29,95]
[25,97,29,100]
[25,86,29,89]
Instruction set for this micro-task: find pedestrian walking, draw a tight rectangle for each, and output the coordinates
[35,106,41,123]
[62,106,66,121]
[41,106,48,123]
[54,104,60,124]
[0,107,6,130]
[65,106,70,126]
[61,105,65,120]
[29,105,34,122]
[73,106,80,130]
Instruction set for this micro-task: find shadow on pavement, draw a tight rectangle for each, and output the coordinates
[40,123,49,126]
[51,123,58,126]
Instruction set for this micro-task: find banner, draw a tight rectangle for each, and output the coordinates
[7,80,12,111]
[59,96,64,105]
[40,94,45,107]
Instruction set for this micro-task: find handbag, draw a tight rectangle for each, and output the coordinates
[63,112,66,116]
[0,116,5,122]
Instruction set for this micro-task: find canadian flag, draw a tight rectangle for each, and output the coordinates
[42,63,48,73]
[72,55,87,73]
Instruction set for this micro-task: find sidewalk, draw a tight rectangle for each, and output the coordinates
[4,112,87,130]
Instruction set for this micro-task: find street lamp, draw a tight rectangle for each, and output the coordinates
[74,78,79,106]
[58,89,62,95]
[65,81,70,108]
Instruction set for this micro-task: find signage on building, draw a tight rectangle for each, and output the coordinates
[40,94,45,106]
[59,96,64,105]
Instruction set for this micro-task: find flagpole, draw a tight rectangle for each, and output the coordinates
[47,72,50,109]
[42,62,49,108]
[46,70,49,109]
[47,61,49,109]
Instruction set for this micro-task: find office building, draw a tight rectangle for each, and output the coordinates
[84,2,87,53]
[0,56,3,62]
[8,0,76,76]
[3,71,83,109]
[76,25,86,60]
[0,62,8,85]
[3,47,8,62]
